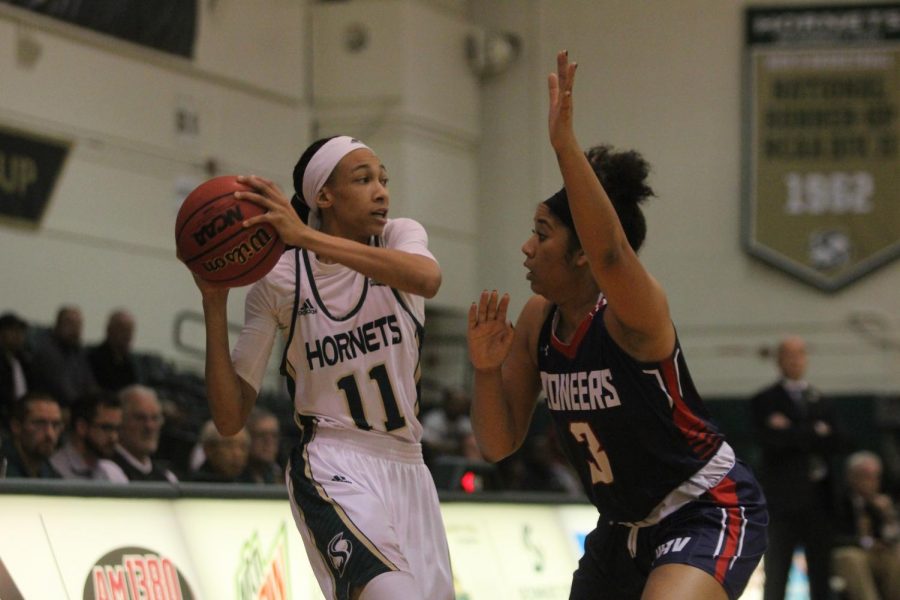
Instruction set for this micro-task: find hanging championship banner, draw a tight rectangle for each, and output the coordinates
[743,4,900,291]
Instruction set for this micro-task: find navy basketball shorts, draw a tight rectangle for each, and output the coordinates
[570,461,768,600]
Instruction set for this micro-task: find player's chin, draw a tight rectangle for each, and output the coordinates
[367,219,387,236]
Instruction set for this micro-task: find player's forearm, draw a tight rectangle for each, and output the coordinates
[202,296,252,435]
[470,369,521,462]
[302,231,441,298]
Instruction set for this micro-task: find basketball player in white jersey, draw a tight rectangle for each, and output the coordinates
[190,136,453,600]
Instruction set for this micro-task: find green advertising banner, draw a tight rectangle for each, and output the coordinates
[743,4,900,291]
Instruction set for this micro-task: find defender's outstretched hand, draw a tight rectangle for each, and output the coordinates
[548,50,578,153]
[467,290,514,372]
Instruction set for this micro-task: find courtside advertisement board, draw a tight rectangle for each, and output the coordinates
[0,493,597,599]
[743,4,900,291]
[0,491,769,598]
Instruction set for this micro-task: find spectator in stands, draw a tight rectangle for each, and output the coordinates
[191,420,250,483]
[0,312,33,429]
[3,392,62,478]
[31,305,97,409]
[112,385,176,483]
[832,451,900,600]
[751,335,841,600]
[422,386,473,462]
[521,430,582,495]
[88,309,139,392]
[153,397,198,480]
[50,391,128,482]
[239,407,283,485]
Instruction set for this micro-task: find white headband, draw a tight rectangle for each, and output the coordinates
[301,136,371,217]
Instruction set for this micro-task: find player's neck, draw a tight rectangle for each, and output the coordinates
[555,290,601,342]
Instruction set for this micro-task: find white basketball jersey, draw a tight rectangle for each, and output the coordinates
[232,218,433,444]
[283,246,425,443]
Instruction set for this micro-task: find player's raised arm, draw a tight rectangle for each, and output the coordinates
[548,51,674,361]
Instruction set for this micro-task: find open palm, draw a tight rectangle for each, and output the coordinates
[467,291,514,371]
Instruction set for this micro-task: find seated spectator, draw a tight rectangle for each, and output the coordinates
[0,312,33,429]
[191,420,250,483]
[422,386,473,462]
[832,450,900,600]
[154,397,198,480]
[239,407,283,485]
[520,431,583,495]
[3,392,62,478]
[50,391,128,482]
[88,310,139,392]
[112,385,176,483]
[31,305,97,409]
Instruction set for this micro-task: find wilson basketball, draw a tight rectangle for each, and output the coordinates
[175,175,285,287]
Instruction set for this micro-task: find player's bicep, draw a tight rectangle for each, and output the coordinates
[601,262,675,362]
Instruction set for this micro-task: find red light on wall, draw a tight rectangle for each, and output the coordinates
[460,470,477,494]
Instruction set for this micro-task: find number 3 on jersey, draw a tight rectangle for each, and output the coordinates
[569,421,614,484]
[337,364,406,432]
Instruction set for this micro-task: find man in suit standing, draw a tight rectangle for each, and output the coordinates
[752,336,841,600]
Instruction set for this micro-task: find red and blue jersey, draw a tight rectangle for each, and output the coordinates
[538,298,725,523]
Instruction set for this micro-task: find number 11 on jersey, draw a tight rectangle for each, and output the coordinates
[337,364,407,432]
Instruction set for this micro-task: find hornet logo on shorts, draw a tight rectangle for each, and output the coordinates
[328,533,353,576]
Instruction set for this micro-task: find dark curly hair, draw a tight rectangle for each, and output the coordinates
[544,145,655,253]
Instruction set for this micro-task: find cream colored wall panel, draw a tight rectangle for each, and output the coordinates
[311,0,406,104]
[404,1,480,136]
[4,29,189,150]
[312,0,478,139]
[201,87,307,179]
[2,12,306,175]
[428,232,478,309]
[3,39,302,174]
[400,137,478,233]
[193,0,307,98]
[40,153,177,251]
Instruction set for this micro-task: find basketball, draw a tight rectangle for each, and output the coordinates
[175,175,285,287]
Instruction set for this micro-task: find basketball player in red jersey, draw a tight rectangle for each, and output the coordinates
[467,51,768,600]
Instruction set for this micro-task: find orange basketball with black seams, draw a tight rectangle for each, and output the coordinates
[175,175,285,287]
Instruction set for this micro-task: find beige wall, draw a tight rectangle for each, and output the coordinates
[0,0,897,396]
[472,0,900,395]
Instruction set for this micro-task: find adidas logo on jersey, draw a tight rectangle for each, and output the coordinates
[298,298,317,315]
[331,474,351,483]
